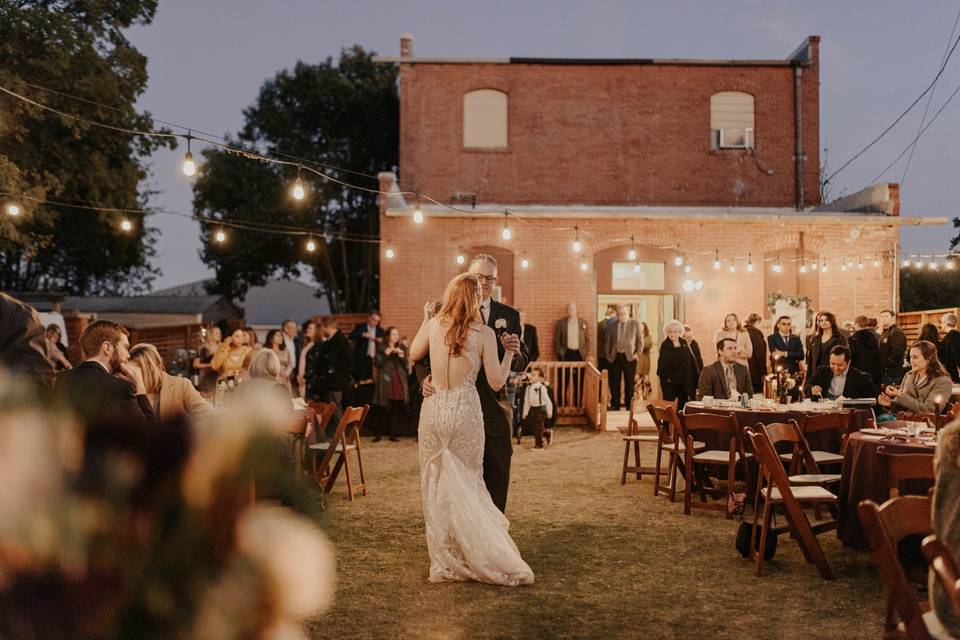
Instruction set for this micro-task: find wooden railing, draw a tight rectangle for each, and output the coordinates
[898,308,959,343]
[528,361,608,432]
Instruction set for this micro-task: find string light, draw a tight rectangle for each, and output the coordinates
[306,237,317,252]
[846,258,854,269]
[858,257,864,270]
[872,256,880,268]
[682,279,695,292]
[841,262,847,272]
[799,258,807,274]
[413,201,424,224]
[930,260,939,271]
[684,263,692,274]
[579,260,589,272]
[947,260,956,270]
[291,165,305,201]
[728,262,736,273]
[182,132,196,176]
[520,257,530,269]
[120,218,133,232]
[713,249,721,270]
[6,203,20,216]
[384,245,395,259]
[746,253,753,273]
[627,236,637,261]
[772,256,782,273]
[811,258,818,271]
[674,254,684,267]
[572,226,582,253]
[821,258,828,272]
[633,263,641,273]
[456,254,465,265]
[695,280,704,291]
[501,214,511,240]
[214,228,226,243]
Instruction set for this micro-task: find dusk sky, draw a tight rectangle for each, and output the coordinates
[129,1,960,289]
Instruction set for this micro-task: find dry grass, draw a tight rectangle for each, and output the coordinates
[310,430,885,639]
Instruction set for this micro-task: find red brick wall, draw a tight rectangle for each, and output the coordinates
[398,41,820,209]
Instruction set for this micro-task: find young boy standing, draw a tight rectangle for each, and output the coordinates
[522,367,554,449]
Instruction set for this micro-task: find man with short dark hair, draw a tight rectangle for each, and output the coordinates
[803,344,876,399]
[55,320,155,422]
[697,338,753,400]
[767,315,804,373]
[848,315,882,385]
[878,309,907,385]
[939,312,960,382]
[350,311,383,382]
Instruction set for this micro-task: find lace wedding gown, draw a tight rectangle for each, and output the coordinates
[418,322,534,586]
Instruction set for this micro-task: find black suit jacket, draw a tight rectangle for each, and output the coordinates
[522,323,539,362]
[350,322,384,371]
[56,360,155,422]
[940,329,960,383]
[803,364,877,399]
[305,332,352,399]
[768,332,804,374]
[879,325,907,380]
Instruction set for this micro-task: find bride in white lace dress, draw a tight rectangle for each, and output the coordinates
[409,273,534,586]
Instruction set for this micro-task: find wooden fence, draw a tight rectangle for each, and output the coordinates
[529,361,608,431]
[898,307,959,343]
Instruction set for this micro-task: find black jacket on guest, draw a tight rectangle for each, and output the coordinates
[56,360,155,423]
[305,331,353,400]
[879,324,908,381]
[803,364,877,399]
[768,332,804,374]
[806,333,847,374]
[522,323,540,362]
[848,328,883,385]
[656,338,698,398]
[939,329,960,383]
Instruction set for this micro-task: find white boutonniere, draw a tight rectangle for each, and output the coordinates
[495,318,507,329]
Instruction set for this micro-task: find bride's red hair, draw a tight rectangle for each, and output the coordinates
[437,273,482,357]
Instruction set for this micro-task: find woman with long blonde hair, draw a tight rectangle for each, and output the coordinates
[408,272,533,586]
[127,343,211,421]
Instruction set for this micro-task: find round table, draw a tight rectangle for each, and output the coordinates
[836,427,936,550]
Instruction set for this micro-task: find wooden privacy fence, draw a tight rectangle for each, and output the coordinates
[898,308,959,343]
[528,360,608,432]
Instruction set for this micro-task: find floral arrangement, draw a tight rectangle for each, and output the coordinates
[766,291,814,327]
[766,367,799,404]
[0,372,334,638]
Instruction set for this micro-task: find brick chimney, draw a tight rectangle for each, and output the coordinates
[400,33,414,58]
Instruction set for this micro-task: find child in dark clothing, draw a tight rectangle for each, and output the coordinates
[522,367,554,449]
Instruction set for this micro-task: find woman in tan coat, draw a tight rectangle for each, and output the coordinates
[877,340,953,416]
[129,343,211,421]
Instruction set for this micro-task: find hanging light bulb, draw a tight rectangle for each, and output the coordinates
[579,260,589,272]
[930,260,940,271]
[456,254,465,265]
[841,262,847,272]
[627,236,637,261]
[684,264,692,274]
[728,261,736,273]
[306,237,317,253]
[384,246,395,259]
[520,257,530,269]
[6,203,20,216]
[501,214,512,241]
[821,258,828,272]
[811,258,818,271]
[846,258,854,269]
[682,279,695,292]
[182,132,197,176]
[858,257,864,270]
[946,259,956,270]
[746,253,754,273]
[633,263,641,273]
[291,165,305,201]
[873,256,881,268]
[215,228,226,243]
[800,258,807,274]
[674,254,684,267]
[772,256,782,273]
[120,218,133,232]
[572,226,582,253]
[695,280,704,291]
[713,249,721,270]
[413,203,424,224]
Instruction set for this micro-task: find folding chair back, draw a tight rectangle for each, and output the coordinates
[305,400,336,442]
[761,420,814,473]
[647,402,685,501]
[312,405,369,499]
[922,535,960,620]
[801,411,851,454]
[877,448,935,498]
[678,411,742,517]
[858,496,934,639]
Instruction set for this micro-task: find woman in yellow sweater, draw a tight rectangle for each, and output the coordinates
[211,328,253,381]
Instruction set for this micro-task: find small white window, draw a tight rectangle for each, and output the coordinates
[611,262,665,290]
[711,92,755,149]
[463,89,508,149]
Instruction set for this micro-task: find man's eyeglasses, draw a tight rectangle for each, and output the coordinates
[476,275,498,284]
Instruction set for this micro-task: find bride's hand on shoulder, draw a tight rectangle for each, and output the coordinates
[423,301,435,322]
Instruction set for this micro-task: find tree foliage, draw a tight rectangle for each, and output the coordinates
[0,0,173,294]
[899,268,960,311]
[192,46,398,313]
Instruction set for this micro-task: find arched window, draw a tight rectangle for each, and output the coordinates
[710,91,755,149]
[463,89,508,149]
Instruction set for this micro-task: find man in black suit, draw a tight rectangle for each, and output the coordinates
[350,311,384,382]
[697,338,753,400]
[518,308,539,362]
[767,315,804,374]
[55,320,155,423]
[419,254,529,512]
[803,345,877,399]
[939,312,960,383]
[306,317,353,437]
[878,309,907,385]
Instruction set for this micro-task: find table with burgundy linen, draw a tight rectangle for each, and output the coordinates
[836,426,936,550]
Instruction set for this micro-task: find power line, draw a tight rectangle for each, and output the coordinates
[822,28,960,187]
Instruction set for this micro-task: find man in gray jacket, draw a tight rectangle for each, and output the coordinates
[605,305,642,411]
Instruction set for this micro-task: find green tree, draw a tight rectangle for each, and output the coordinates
[0,1,173,294]
[192,46,398,312]
[899,267,960,311]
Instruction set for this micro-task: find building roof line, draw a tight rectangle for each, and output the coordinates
[373,56,807,67]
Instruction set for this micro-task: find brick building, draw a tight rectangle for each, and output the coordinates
[376,34,915,382]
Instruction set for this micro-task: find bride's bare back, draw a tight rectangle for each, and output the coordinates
[410,317,511,392]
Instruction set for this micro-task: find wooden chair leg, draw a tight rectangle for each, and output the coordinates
[354,432,367,496]
[684,447,693,515]
[621,442,630,485]
[669,450,680,502]
[726,459,736,520]
[756,500,774,576]
[654,441,665,496]
[343,449,355,501]
[633,441,642,480]
[324,455,344,494]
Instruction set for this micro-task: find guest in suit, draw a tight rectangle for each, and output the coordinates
[418,254,529,513]
[744,313,768,391]
[697,338,753,400]
[128,343,211,421]
[518,308,539,362]
[373,326,409,442]
[604,305,642,411]
[806,311,847,374]
[878,340,954,416]
[55,320,155,422]
[307,317,353,437]
[878,309,908,385]
[683,325,703,376]
[597,306,616,372]
[0,292,55,391]
[555,302,589,406]
[350,311,384,382]
[767,315,804,374]
[803,345,876,399]
[713,313,752,371]
[849,315,882,386]
[281,318,301,389]
[939,312,960,383]
[657,320,698,408]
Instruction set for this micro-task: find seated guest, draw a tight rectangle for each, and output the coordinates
[211,328,252,383]
[803,345,876,399]
[44,324,72,371]
[128,343,211,421]
[877,340,954,416]
[848,315,882,386]
[697,338,753,400]
[55,320,155,422]
[522,367,554,449]
[0,292,55,390]
[246,348,292,402]
[930,419,960,637]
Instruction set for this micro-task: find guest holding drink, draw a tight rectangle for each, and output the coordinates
[211,328,252,383]
[877,340,953,416]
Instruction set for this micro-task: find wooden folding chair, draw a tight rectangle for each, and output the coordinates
[763,420,840,522]
[679,411,748,518]
[294,402,336,484]
[647,402,703,502]
[922,534,960,632]
[745,427,837,579]
[310,405,369,500]
[877,448,935,499]
[859,497,942,640]
[786,411,851,469]
[620,401,661,484]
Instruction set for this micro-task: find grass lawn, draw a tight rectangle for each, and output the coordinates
[310,429,885,639]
